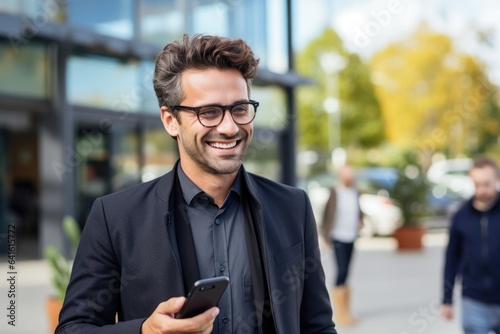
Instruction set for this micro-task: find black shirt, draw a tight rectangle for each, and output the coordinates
[177,165,258,333]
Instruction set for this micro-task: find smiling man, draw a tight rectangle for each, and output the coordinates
[162,68,255,206]
[56,35,336,334]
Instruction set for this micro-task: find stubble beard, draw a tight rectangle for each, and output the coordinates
[477,192,496,205]
[204,153,246,175]
[181,134,247,175]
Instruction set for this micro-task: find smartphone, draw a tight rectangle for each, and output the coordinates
[175,276,230,319]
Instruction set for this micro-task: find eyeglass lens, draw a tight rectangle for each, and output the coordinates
[198,103,256,127]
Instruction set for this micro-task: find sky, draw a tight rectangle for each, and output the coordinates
[294,0,500,84]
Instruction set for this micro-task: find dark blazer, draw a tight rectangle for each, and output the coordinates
[56,163,336,334]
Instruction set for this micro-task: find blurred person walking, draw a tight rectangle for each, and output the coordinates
[441,156,500,334]
[321,164,363,327]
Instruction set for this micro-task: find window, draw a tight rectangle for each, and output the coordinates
[0,0,63,21]
[75,126,111,226]
[112,127,140,191]
[67,54,139,111]
[140,60,159,114]
[142,127,178,182]
[139,0,185,45]
[140,0,276,71]
[0,40,49,98]
[67,0,134,39]
[265,0,288,73]
[191,0,229,36]
[0,0,36,16]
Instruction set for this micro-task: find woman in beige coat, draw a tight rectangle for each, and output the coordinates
[320,165,363,327]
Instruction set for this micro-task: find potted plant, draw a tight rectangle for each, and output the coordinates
[44,215,81,333]
[390,163,429,250]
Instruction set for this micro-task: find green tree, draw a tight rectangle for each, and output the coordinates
[475,94,500,155]
[296,28,384,169]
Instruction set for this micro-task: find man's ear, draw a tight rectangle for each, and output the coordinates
[160,106,179,138]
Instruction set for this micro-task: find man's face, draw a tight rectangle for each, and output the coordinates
[469,166,499,204]
[162,68,253,176]
[339,166,355,187]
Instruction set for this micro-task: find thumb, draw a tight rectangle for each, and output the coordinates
[156,297,186,315]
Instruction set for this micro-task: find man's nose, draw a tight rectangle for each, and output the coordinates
[216,109,239,136]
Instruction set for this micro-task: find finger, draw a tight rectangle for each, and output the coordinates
[164,307,219,333]
[155,297,186,315]
[191,307,220,332]
[192,307,220,323]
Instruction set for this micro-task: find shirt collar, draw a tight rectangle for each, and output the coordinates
[176,163,242,206]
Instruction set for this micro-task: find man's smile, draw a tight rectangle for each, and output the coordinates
[208,141,239,149]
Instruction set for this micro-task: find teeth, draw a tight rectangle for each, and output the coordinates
[209,141,237,149]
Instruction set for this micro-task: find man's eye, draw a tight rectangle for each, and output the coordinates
[232,105,248,114]
[199,108,221,118]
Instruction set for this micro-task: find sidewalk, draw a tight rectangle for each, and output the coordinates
[0,232,461,334]
[321,232,462,334]
[0,260,53,334]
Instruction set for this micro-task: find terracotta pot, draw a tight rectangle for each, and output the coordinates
[46,297,63,333]
[393,226,425,250]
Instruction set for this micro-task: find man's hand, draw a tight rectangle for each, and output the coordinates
[141,297,219,334]
[319,237,332,253]
[440,304,453,321]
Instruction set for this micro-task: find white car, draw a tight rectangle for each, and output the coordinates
[426,158,474,199]
[303,169,403,237]
[359,193,402,237]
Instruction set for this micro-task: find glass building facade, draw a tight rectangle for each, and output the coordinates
[0,0,303,258]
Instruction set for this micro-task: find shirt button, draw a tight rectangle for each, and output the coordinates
[219,264,225,272]
[215,218,221,225]
[222,316,229,324]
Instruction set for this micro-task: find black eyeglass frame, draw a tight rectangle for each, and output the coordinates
[171,100,259,128]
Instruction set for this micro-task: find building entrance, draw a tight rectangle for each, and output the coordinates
[75,126,111,229]
[1,126,40,259]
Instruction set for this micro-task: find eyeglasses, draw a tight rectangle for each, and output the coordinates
[171,100,259,128]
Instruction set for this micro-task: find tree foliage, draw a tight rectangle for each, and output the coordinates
[371,25,499,165]
[474,94,500,156]
[296,28,384,154]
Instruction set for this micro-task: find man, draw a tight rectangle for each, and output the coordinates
[441,156,500,334]
[56,35,336,334]
[320,164,362,327]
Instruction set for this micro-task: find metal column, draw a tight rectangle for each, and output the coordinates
[280,0,297,187]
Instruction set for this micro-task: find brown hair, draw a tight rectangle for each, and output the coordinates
[153,34,260,109]
[471,156,500,175]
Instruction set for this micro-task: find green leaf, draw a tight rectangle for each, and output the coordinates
[63,215,81,250]
[44,215,81,300]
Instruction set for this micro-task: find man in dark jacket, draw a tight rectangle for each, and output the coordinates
[56,34,336,334]
[441,156,500,334]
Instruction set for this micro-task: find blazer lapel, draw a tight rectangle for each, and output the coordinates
[155,162,185,293]
[242,168,281,333]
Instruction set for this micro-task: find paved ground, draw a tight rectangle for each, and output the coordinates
[0,260,54,334]
[0,231,462,334]
[321,231,462,334]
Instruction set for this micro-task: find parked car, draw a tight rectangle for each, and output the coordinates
[358,193,402,237]
[301,168,402,237]
[426,158,474,199]
[302,166,465,237]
